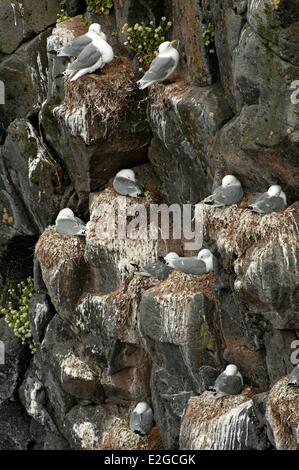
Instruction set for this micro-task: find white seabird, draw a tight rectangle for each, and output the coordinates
[137,40,179,90]
[288,365,299,386]
[164,249,215,275]
[55,208,86,236]
[130,402,155,436]
[57,23,107,58]
[202,175,243,207]
[249,185,287,214]
[113,169,144,198]
[213,364,244,397]
[63,35,114,82]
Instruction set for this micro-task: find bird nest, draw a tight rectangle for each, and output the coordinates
[203,203,299,259]
[63,57,137,126]
[35,226,86,271]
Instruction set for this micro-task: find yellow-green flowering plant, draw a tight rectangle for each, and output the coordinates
[122,17,173,70]
[1,277,36,353]
[87,0,113,15]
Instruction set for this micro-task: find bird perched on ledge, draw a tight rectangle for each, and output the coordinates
[113,169,144,198]
[249,185,287,214]
[211,364,244,398]
[63,34,113,82]
[201,175,243,207]
[57,23,107,58]
[130,402,155,436]
[55,208,86,236]
[164,248,215,275]
[137,40,179,90]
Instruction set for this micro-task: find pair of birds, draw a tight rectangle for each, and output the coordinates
[57,23,179,88]
[130,364,244,436]
[202,175,287,214]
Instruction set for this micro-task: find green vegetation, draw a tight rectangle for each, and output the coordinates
[272,0,280,10]
[122,17,173,70]
[57,7,71,24]
[203,22,215,54]
[1,277,36,353]
[86,0,113,15]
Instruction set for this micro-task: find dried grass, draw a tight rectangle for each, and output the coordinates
[203,204,299,259]
[35,226,86,270]
[63,57,136,125]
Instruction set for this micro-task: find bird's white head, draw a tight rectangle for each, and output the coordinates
[164,252,179,266]
[222,175,240,187]
[58,208,74,218]
[116,169,136,181]
[89,23,101,34]
[225,364,239,376]
[135,402,149,414]
[267,185,282,197]
[197,249,212,260]
[158,40,177,54]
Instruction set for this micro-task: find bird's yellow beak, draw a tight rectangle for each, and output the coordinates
[170,39,177,46]
[97,32,103,37]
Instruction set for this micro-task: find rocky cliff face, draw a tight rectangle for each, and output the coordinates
[0,0,298,450]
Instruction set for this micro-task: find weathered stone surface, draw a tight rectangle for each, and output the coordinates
[0,400,32,449]
[0,317,29,404]
[266,376,299,450]
[264,330,298,385]
[0,119,62,239]
[29,293,54,343]
[180,389,269,450]
[139,271,222,448]
[65,0,87,17]
[19,359,57,432]
[0,0,60,55]
[204,204,299,328]
[148,82,232,204]
[0,30,51,127]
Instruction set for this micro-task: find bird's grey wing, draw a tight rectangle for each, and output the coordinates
[172,257,207,275]
[215,374,243,395]
[67,43,103,72]
[141,56,176,83]
[113,177,144,196]
[141,409,154,434]
[251,195,285,214]
[56,217,85,236]
[212,185,243,206]
[59,35,92,57]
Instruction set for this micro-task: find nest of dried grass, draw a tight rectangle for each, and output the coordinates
[150,80,190,112]
[35,226,86,270]
[266,377,299,450]
[203,204,299,258]
[63,57,136,125]
[153,271,217,303]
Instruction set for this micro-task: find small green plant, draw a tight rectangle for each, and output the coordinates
[203,22,215,54]
[1,277,36,353]
[80,15,92,27]
[122,17,173,70]
[87,0,113,15]
[272,0,280,10]
[57,7,71,23]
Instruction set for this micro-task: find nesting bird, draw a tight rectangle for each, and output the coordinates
[57,23,107,58]
[249,185,287,214]
[288,364,299,387]
[55,208,86,236]
[63,32,113,81]
[212,364,244,397]
[137,40,179,90]
[113,169,144,198]
[130,402,155,436]
[164,248,215,275]
[202,175,243,207]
